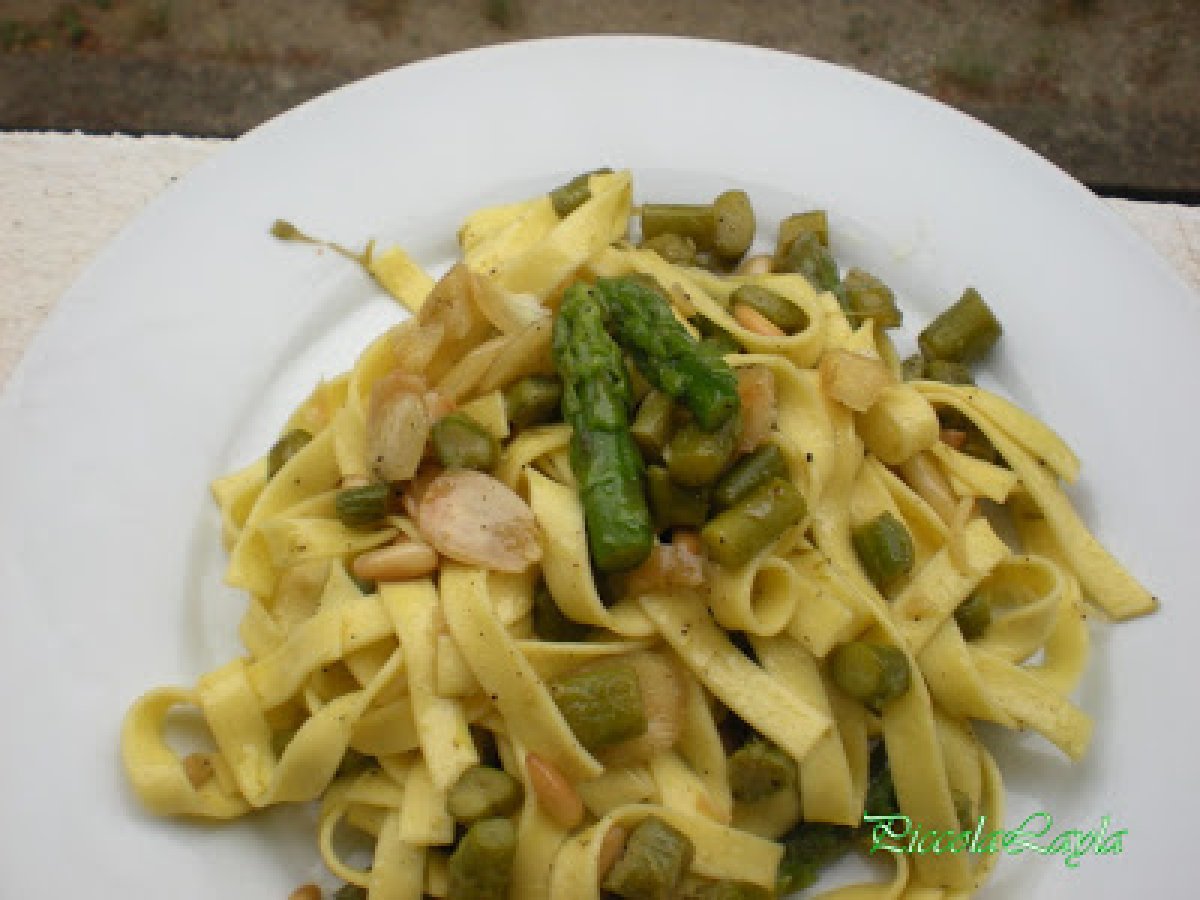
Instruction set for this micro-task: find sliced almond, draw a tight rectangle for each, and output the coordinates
[417,470,542,572]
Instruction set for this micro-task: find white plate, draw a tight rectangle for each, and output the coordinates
[0,37,1194,898]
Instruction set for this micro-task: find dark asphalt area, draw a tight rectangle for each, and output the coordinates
[1,0,1196,197]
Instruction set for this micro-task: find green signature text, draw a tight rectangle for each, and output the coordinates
[862,812,1126,868]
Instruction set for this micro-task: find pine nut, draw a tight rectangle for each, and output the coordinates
[182,752,214,789]
[733,303,785,337]
[526,752,584,830]
[352,540,437,583]
[735,253,773,276]
[595,823,629,881]
[288,884,322,900]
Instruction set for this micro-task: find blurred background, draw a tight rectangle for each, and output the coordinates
[0,0,1196,198]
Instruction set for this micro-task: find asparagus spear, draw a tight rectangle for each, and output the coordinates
[553,283,654,573]
[594,275,741,432]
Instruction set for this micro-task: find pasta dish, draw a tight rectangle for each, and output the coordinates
[121,170,1155,899]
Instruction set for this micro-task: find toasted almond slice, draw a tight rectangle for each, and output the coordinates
[417,470,542,572]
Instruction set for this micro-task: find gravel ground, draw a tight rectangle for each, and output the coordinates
[0,0,1196,192]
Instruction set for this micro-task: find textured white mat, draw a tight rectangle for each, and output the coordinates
[2,132,1198,387]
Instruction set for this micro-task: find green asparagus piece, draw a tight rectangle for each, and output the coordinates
[776,821,857,896]
[641,203,716,247]
[549,168,613,218]
[954,592,992,640]
[923,358,975,385]
[830,641,911,708]
[333,885,368,900]
[918,287,1002,364]
[701,334,742,357]
[701,477,806,568]
[432,413,499,470]
[647,466,709,530]
[595,276,741,432]
[937,408,1001,464]
[335,483,392,530]
[550,662,648,751]
[446,818,517,900]
[447,766,524,825]
[641,232,699,266]
[682,878,773,900]
[553,283,654,573]
[267,428,312,478]
[852,511,914,588]
[604,815,695,900]
[729,284,809,333]
[664,417,741,488]
[775,210,830,260]
[712,189,756,260]
[901,354,926,381]
[693,315,742,356]
[861,743,900,820]
[728,739,797,802]
[775,232,840,293]
[532,581,591,642]
[842,268,902,329]
[631,390,675,460]
[639,191,754,260]
[712,442,788,509]
[953,789,975,831]
[504,374,562,430]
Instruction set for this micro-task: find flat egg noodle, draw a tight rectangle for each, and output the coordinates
[753,635,860,826]
[369,808,427,899]
[549,803,784,898]
[797,387,972,890]
[577,766,659,819]
[495,423,572,491]
[925,441,1018,504]
[638,593,832,764]
[211,454,268,552]
[785,549,858,658]
[705,528,805,637]
[367,244,435,315]
[650,749,729,824]
[517,640,653,683]
[120,687,251,818]
[664,264,828,369]
[673,676,733,824]
[459,194,558,273]
[225,411,345,597]
[850,458,946,580]
[257,514,398,570]
[490,172,632,302]
[198,644,403,808]
[728,353,833,517]
[890,518,1011,655]
[732,775,803,839]
[526,467,655,637]
[509,736,571,900]
[399,759,455,845]
[916,383,1154,620]
[382,580,479,791]
[438,562,604,782]
[972,555,1067,664]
